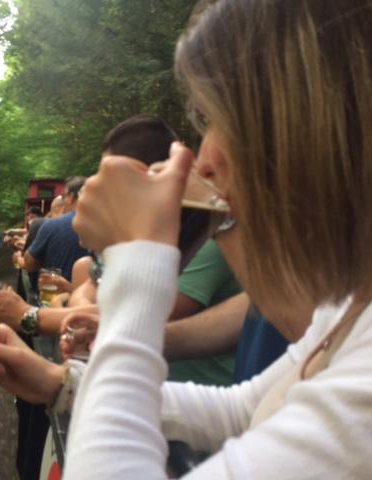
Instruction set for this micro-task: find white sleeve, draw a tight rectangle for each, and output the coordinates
[51,359,86,414]
[160,351,296,453]
[160,299,353,453]
[63,241,180,479]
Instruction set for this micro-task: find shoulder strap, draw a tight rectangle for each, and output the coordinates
[301,296,369,379]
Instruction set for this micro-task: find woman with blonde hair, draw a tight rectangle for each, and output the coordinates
[2,0,372,478]
[67,0,372,478]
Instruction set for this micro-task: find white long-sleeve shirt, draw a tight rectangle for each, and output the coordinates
[63,241,372,479]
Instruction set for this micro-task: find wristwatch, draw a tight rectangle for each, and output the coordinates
[19,306,40,336]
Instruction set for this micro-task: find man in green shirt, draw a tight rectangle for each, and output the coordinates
[168,239,242,386]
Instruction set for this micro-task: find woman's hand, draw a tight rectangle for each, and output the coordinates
[0,324,64,404]
[73,142,193,252]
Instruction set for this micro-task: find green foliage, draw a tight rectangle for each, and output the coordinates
[0,0,198,226]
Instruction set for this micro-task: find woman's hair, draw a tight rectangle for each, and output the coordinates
[176,0,372,308]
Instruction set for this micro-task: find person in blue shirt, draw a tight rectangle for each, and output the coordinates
[233,305,289,383]
[23,177,88,282]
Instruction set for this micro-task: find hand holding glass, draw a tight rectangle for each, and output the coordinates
[149,162,231,269]
[60,316,98,361]
[38,268,63,307]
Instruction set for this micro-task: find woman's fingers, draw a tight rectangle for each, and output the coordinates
[0,324,24,348]
[74,147,195,252]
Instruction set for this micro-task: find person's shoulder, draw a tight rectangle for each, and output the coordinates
[56,211,74,221]
[311,297,354,334]
[35,217,53,233]
[35,213,70,236]
[57,211,74,223]
[28,217,45,233]
[48,211,74,227]
[200,238,220,254]
[31,217,45,228]
[344,297,372,347]
[189,239,222,264]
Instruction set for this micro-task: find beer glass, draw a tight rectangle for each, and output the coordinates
[38,267,63,307]
[62,317,97,361]
[149,163,232,270]
[179,167,231,270]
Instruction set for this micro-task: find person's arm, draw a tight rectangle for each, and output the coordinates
[23,250,42,272]
[169,292,203,320]
[49,292,71,308]
[160,302,372,479]
[63,242,179,479]
[67,279,97,307]
[63,257,98,307]
[164,292,248,360]
[0,289,99,336]
[60,292,247,362]
[160,349,296,453]
[0,324,64,404]
[0,324,85,413]
[71,256,93,290]
[37,304,99,335]
[25,219,52,272]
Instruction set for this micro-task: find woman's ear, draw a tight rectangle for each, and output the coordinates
[196,130,231,199]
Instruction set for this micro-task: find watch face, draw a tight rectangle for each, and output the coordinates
[21,308,38,335]
[21,322,34,334]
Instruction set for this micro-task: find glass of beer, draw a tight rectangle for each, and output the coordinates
[148,162,232,270]
[179,167,231,270]
[62,317,97,361]
[38,267,63,307]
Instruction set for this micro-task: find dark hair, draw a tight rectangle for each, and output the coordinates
[102,115,179,166]
[26,206,42,216]
[65,176,87,198]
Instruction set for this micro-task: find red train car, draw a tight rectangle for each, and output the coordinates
[25,178,65,216]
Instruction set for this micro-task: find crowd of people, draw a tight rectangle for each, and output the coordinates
[0,0,371,478]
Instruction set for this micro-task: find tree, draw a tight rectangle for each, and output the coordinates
[0,0,199,225]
